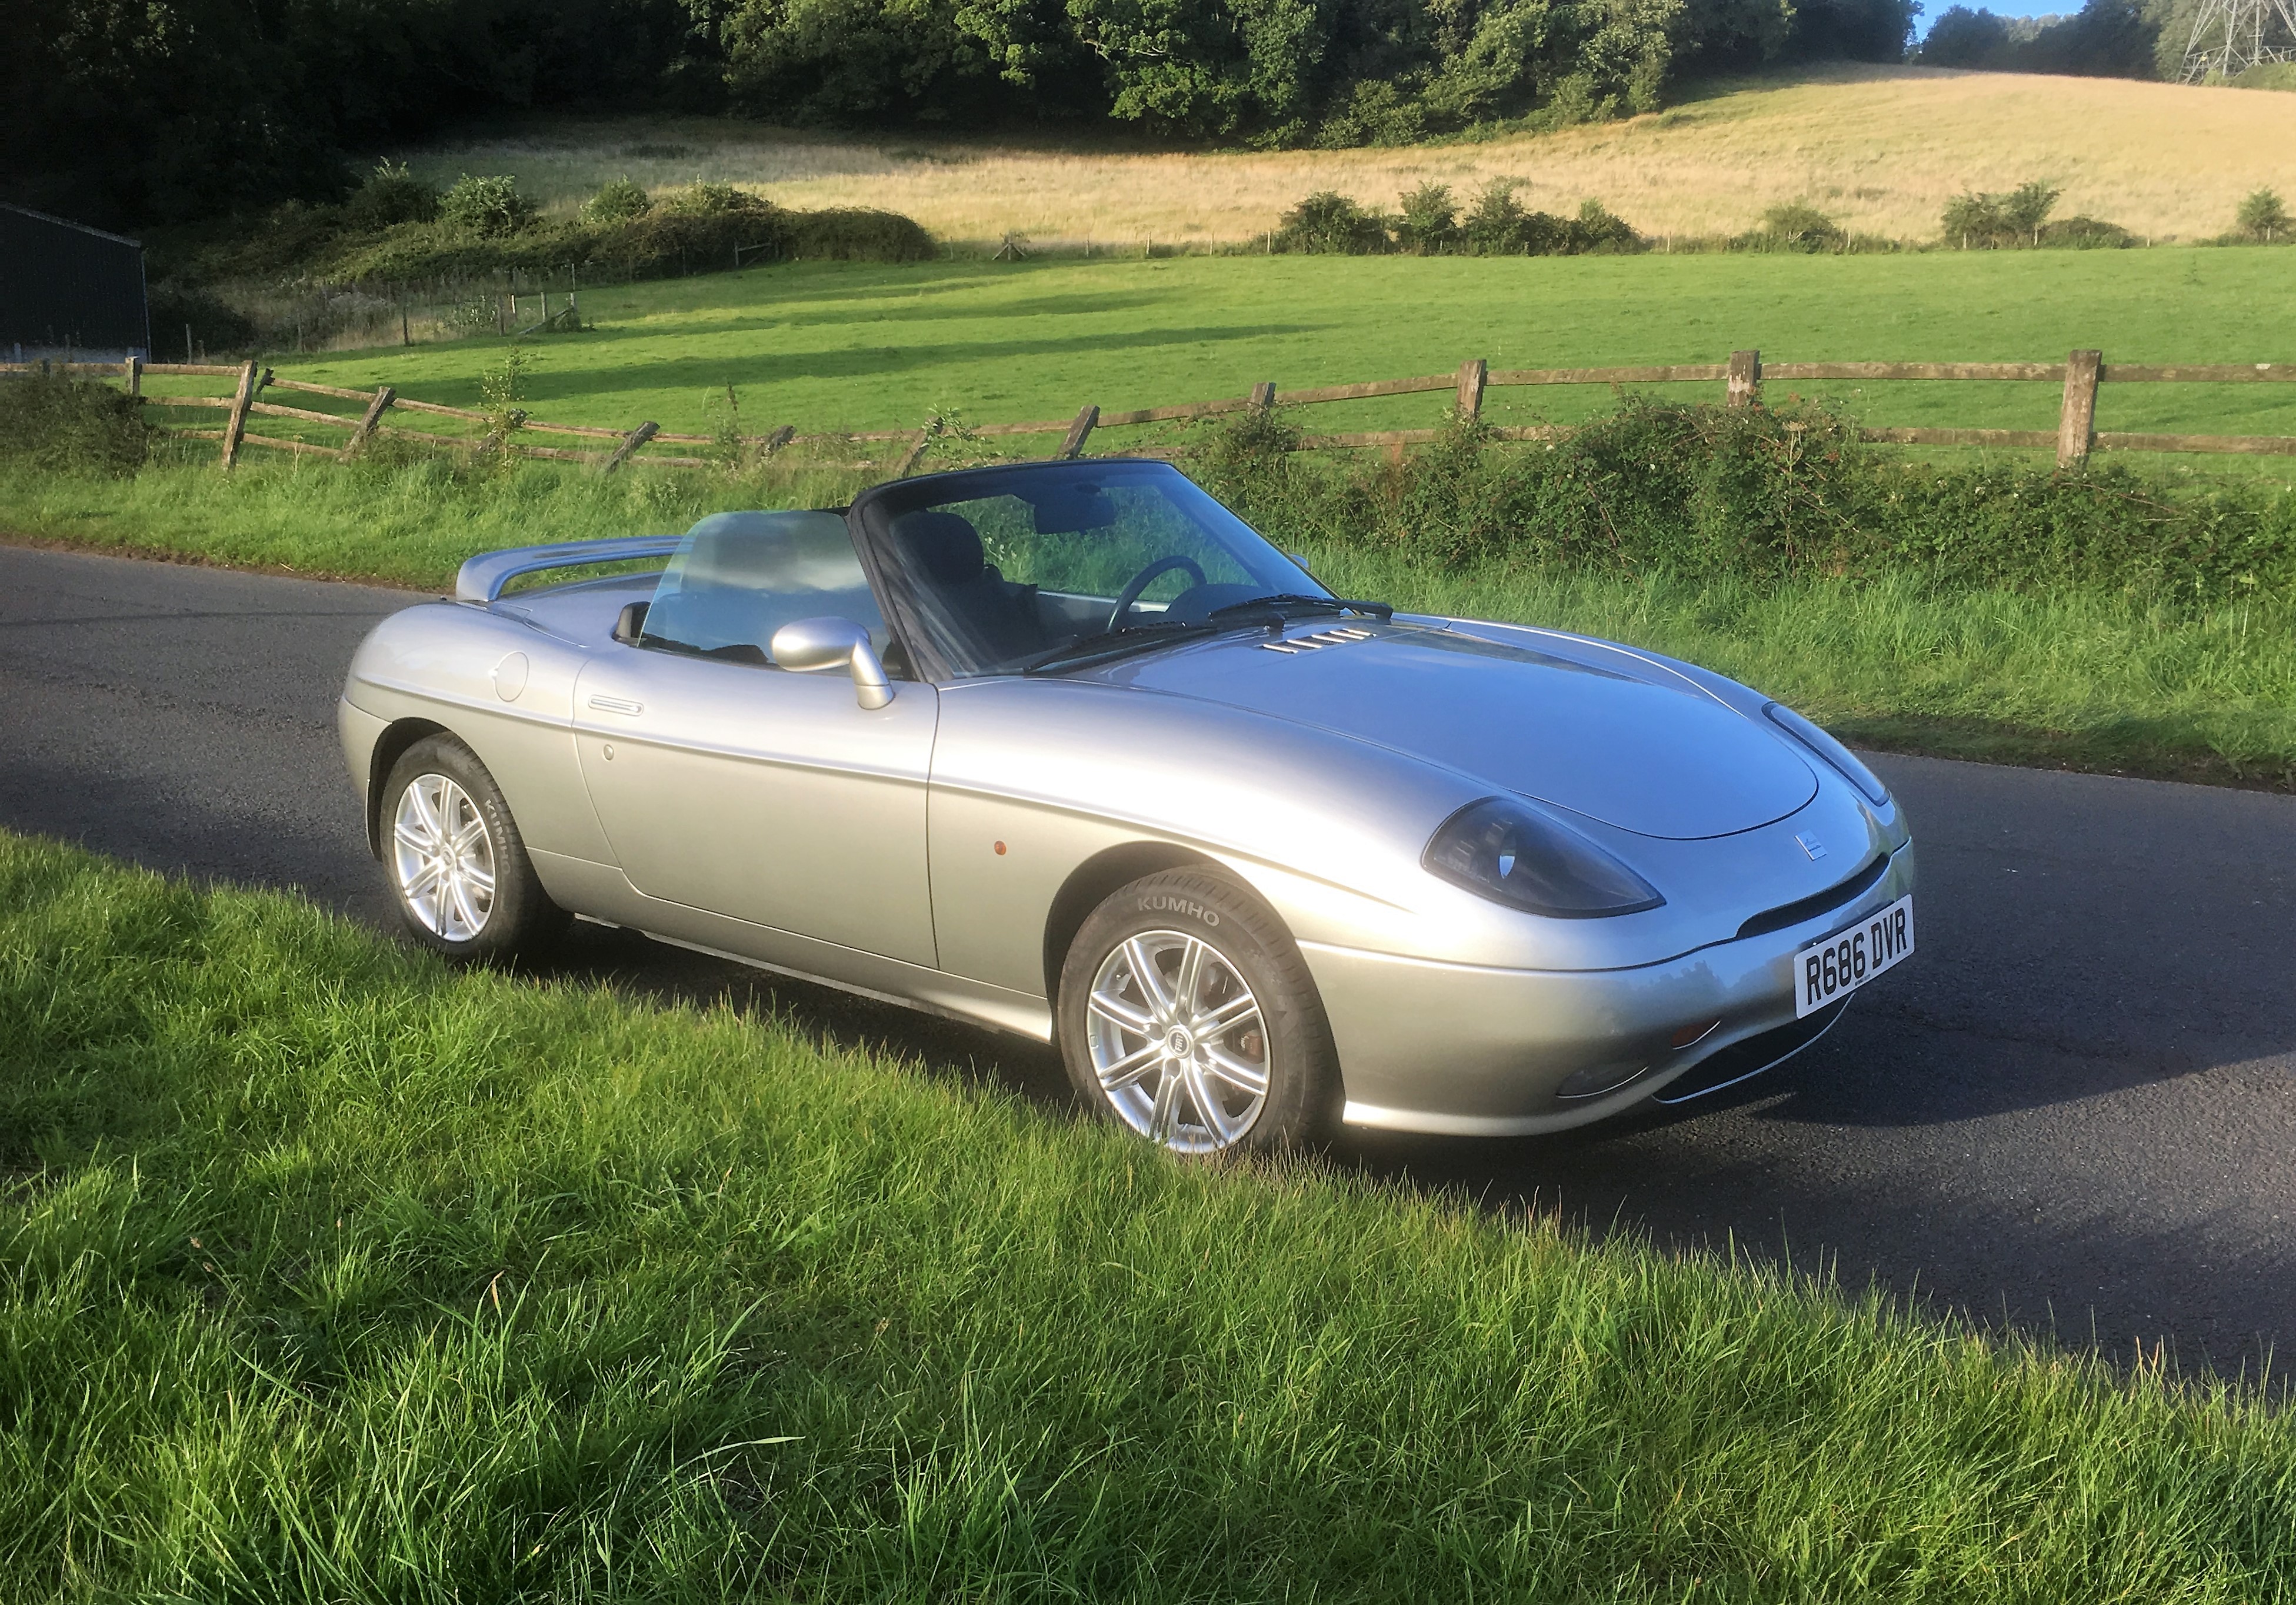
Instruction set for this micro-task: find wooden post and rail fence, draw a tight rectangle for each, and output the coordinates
[4,349,2292,475]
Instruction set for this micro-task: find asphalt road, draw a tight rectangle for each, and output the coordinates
[8,542,2295,1375]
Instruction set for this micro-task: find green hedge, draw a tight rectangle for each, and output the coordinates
[1192,399,2296,605]
[322,195,935,285]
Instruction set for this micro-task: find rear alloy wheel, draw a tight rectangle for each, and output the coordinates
[381,735,566,961]
[1058,870,1338,1154]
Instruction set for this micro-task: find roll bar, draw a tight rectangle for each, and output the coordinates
[452,535,684,605]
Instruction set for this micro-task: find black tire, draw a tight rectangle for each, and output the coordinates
[1056,868,1339,1154]
[378,734,568,963]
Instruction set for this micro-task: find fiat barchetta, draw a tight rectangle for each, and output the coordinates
[341,458,1915,1153]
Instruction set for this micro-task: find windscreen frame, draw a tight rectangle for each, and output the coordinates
[846,458,1325,683]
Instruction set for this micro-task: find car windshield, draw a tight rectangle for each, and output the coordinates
[852,461,1329,678]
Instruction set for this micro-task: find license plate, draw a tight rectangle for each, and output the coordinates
[1794,894,1914,1018]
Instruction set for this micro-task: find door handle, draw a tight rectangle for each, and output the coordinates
[587,694,644,716]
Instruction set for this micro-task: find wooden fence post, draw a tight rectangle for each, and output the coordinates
[1727,349,1761,409]
[1057,404,1099,459]
[220,359,259,469]
[896,429,934,476]
[601,421,658,474]
[1456,358,1487,418]
[349,385,396,452]
[2057,349,2101,468]
[1249,382,1277,409]
[123,355,141,399]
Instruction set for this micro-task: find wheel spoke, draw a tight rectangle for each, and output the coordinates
[1124,938,1175,1015]
[403,857,445,903]
[1202,1043,1269,1097]
[1148,1064,1183,1144]
[449,814,488,855]
[448,875,484,936]
[1173,938,1207,1013]
[392,818,432,853]
[1088,989,1155,1037]
[408,779,445,841]
[1183,1061,1234,1144]
[1199,993,1258,1031]
[1098,1040,1162,1091]
[461,860,496,894]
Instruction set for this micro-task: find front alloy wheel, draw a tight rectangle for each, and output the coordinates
[392,772,496,941]
[1058,868,1338,1155]
[1086,929,1271,1153]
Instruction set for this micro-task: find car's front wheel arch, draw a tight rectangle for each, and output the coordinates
[1042,841,1222,1005]
[365,716,449,858]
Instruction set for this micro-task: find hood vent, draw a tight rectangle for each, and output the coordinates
[1261,626,1376,656]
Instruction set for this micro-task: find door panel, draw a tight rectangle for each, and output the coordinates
[572,649,940,967]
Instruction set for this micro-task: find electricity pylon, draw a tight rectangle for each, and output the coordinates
[2181,0,2296,78]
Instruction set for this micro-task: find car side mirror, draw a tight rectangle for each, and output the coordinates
[769,615,894,710]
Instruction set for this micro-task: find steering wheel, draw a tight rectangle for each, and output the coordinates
[1107,555,1207,632]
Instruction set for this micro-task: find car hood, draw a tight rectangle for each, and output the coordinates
[1091,620,1818,840]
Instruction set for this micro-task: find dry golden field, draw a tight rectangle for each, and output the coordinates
[396,65,2296,248]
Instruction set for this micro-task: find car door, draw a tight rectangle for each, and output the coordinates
[570,511,940,967]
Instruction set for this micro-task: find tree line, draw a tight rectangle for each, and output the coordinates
[1912,0,2291,81]
[6,0,1912,230]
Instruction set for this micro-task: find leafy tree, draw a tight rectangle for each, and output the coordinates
[1462,178,1529,252]
[441,175,538,237]
[2001,179,2061,244]
[1942,182,2058,247]
[342,162,439,231]
[1942,190,2006,248]
[1274,191,1391,252]
[1394,182,1459,252]
[2237,187,2289,241]
[1755,201,1844,251]
[2012,0,2158,75]
[583,178,654,224]
[659,181,765,217]
[1920,5,2011,64]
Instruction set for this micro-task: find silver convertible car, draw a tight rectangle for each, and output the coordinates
[340,458,1915,1153]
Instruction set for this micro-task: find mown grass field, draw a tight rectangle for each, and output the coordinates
[391,65,2296,246]
[239,251,2296,452]
[6,828,2296,1601]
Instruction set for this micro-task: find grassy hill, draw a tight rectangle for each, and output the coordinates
[392,65,2296,249]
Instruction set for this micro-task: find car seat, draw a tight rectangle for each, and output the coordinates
[889,510,1044,665]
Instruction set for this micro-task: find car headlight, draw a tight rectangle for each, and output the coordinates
[1422,797,1664,918]
[1763,702,1890,807]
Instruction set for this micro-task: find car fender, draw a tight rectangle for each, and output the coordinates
[342,601,614,867]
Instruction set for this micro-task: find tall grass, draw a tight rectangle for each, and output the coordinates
[1314,552,2296,782]
[0,443,875,590]
[4,830,2295,1600]
[388,66,2296,248]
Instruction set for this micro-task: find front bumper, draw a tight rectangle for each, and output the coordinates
[1307,842,1914,1136]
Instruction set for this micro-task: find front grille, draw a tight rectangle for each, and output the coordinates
[1735,851,1889,941]
[1650,997,1850,1105]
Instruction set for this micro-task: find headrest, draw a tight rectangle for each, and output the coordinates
[891,511,986,585]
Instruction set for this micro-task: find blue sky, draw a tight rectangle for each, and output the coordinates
[1915,0,2075,25]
